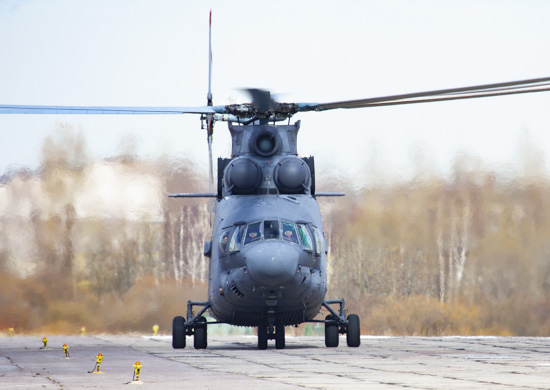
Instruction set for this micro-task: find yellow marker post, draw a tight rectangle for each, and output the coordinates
[131,360,143,384]
[152,324,159,336]
[80,326,86,336]
[62,344,70,359]
[40,337,48,349]
[90,353,104,374]
[8,327,14,337]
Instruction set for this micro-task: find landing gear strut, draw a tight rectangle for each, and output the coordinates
[172,301,211,350]
[322,299,361,348]
[256,310,286,350]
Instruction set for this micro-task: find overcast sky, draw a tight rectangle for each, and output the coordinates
[1,0,550,187]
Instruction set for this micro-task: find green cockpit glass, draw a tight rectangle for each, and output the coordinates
[281,221,299,244]
[244,222,261,245]
[297,224,313,251]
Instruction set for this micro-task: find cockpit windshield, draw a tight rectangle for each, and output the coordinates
[221,219,321,254]
[281,222,299,244]
[297,224,313,251]
[244,222,261,245]
[263,220,280,240]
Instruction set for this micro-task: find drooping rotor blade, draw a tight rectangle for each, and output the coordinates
[296,76,550,112]
[0,104,226,115]
[207,10,213,108]
[206,10,216,225]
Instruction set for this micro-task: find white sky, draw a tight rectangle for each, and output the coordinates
[1,0,550,188]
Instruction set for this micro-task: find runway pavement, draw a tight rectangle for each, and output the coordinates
[1,334,550,389]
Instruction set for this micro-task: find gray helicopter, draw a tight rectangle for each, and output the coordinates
[2,12,550,350]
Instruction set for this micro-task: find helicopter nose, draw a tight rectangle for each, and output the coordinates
[245,242,299,287]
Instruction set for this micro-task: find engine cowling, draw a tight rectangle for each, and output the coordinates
[224,157,262,195]
[274,157,311,194]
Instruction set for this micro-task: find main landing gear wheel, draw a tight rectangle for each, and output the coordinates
[346,314,361,347]
[325,314,339,348]
[172,316,186,349]
[275,324,285,349]
[194,316,208,349]
[258,323,268,350]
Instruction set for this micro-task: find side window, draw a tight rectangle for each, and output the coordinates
[263,220,280,240]
[297,224,313,251]
[281,221,299,244]
[228,226,243,252]
[244,222,261,245]
[312,227,324,256]
[219,230,230,255]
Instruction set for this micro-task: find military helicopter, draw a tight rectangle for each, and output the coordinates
[2,12,550,350]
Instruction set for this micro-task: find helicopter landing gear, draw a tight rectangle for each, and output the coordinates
[193,316,208,349]
[324,314,339,347]
[172,315,186,349]
[257,312,286,350]
[346,314,361,348]
[258,322,268,350]
[322,299,361,348]
[275,323,285,349]
[172,301,211,350]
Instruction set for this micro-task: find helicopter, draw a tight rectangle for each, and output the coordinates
[2,12,550,350]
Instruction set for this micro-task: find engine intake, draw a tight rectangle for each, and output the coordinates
[249,129,281,157]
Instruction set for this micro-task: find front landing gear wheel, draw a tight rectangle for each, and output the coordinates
[346,314,361,347]
[275,324,285,349]
[172,316,186,349]
[258,323,268,350]
[325,315,339,348]
[194,316,208,349]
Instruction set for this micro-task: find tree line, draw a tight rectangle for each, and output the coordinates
[1,128,550,336]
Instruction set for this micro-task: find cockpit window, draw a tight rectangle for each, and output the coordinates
[263,220,280,240]
[312,227,324,256]
[297,224,313,251]
[228,226,244,252]
[281,221,299,244]
[219,230,230,255]
[244,222,261,245]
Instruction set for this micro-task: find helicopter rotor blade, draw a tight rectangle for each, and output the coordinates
[245,88,275,113]
[0,105,225,115]
[297,76,550,112]
[206,10,215,226]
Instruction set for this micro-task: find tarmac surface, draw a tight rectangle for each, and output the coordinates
[1,335,550,389]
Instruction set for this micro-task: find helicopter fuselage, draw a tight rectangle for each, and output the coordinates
[171,120,359,350]
[208,193,327,326]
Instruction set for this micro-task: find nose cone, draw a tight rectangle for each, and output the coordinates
[245,242,299,287]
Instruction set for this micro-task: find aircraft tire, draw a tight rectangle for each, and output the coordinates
[172,316,186,349]
[194,316,208,349]
[346,314,361,347]
[275,324,285,349]
[325,315,339,348]
[258,323,268,350]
